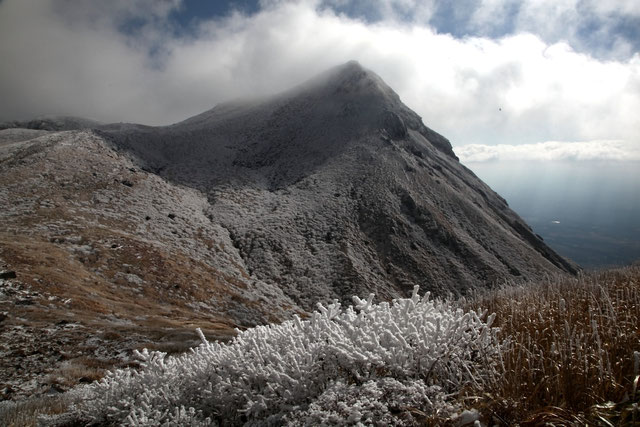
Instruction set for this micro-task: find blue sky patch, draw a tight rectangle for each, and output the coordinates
[170,0,260,32]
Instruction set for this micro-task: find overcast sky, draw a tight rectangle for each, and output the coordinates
[0,0,638,160]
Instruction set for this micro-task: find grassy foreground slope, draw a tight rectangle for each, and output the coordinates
[1,266,639,426]
[466,265,640,425]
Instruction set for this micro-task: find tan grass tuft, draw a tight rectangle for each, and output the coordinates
[0,395,70,427]
[464,266,640,424]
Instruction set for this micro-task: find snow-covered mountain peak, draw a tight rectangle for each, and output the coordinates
[298,60,395,99]
[282,60,459,160]
[176,60,403,133]
[100,61,458,191]
[82,61,579,308]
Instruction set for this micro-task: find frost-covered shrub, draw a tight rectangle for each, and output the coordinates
[283,378,455,426]
[66,287,502,425]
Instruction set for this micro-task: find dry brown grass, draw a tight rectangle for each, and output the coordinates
[463,266,640,424]
[44,358,111,390]
[0,395,70,427]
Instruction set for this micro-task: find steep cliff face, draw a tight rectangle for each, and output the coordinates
[99,60,577,308]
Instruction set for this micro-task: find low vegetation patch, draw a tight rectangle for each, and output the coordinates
[465,265,640,424]
[0,395,70,427]
[50,287,503,425]
[6,267,640,426]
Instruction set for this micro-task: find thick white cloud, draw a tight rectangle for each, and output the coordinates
[319,0,640,60]
[0,0,638,152]
[456,140,640,162]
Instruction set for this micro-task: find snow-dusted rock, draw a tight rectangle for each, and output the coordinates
[99,60,578,309]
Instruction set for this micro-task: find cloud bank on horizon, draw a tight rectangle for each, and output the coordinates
[456,140,640,163]
[0,0,638,161]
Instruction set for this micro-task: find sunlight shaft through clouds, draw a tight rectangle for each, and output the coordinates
[0,0,638,152]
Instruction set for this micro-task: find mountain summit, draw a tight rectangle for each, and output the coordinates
[105,60,457,190]
[0,62,578,394]
[100,61,577,308]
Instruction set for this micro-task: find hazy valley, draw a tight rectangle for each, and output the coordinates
[468,160,640,269]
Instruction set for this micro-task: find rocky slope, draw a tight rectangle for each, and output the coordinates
[0,129,296,398]
[0,61,577,398]
[100,60,577,307]
[0,116,103,132]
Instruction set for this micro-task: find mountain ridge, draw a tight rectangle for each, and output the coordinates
[2,63,579,309]
[172,60,458,161]
[0,61,579,397]
[93,61,578,308]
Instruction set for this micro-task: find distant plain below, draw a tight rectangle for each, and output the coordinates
[466,160,640,269]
